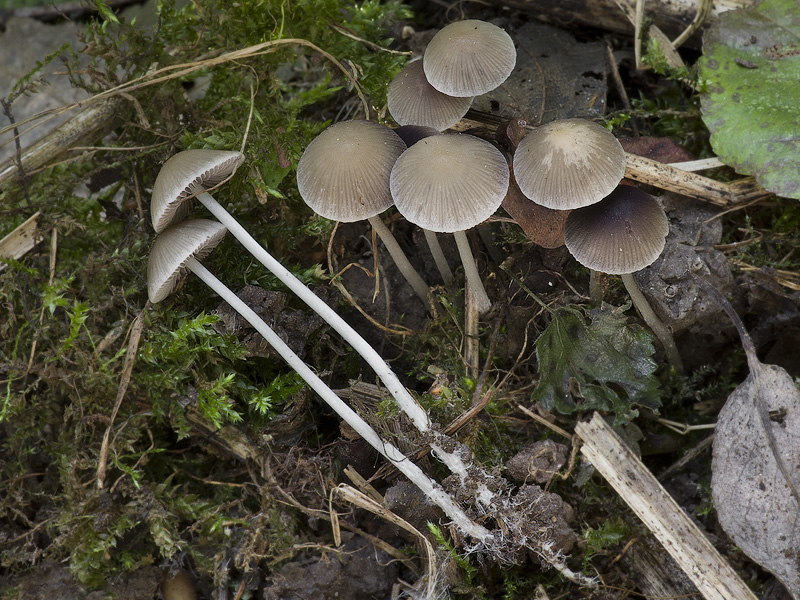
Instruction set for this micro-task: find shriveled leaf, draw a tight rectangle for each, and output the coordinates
[699,0,800,198]
[712,362,800,598]
[531,305,661,425]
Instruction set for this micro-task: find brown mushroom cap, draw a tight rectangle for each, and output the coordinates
[563,185,669,274]
[390,133,509,233]
[296,120,407,222]
[388,60,473,131]
[423,20,516,98]
[151,149,244,233]
[512,119,626,211]
[147,219,227,303]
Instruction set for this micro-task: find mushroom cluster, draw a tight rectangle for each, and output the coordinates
[510,120,679,370]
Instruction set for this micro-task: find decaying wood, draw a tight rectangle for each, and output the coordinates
[576,413,758,600]
[483,0,757,48]
[0,95,129,192]
[621,535,701,600]
[0,211,41,269]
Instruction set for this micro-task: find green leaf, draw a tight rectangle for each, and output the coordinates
[698,0,800,199]
[531,305,661,425]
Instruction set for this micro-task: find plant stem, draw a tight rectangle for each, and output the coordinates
[621,272,683,372]
[186,256,490,542]
[367,215,433,312]
[423,229,454,285]
[454,230,491,313]
[196,192,431,432]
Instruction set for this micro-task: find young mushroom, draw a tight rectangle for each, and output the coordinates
[389,133,510,313]
[296,119,433,312]
[563,185,682,371]
[512,118,626,210]
[388,60,473,132]
[151,148,430,432]
[423,19,517,97]
[148,219,490,542]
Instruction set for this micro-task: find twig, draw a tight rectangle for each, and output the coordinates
[96,306,147,488]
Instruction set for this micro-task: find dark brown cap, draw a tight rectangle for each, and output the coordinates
[563,186,669,274]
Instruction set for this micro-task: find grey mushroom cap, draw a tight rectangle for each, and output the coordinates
[151,149,245,233]
[423,20,516,97]
[296,120,407,223]
[147,219,227,303]
[563,185,669,275]
[512,119,626,211]
[388,60,473,131]
[390,133,510,233]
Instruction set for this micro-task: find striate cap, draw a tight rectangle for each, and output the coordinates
[147,219,227,303]
[563,185,669,274]
[423,20,516,97]
[512,119,626,211]
[390,133,509,233]
[388,60,473,131]
[296,120,407,222]
[151,149,244,233]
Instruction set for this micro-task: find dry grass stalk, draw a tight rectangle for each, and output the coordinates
[576,412,758,600]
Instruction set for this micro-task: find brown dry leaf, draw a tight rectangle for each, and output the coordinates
[709,282,800,598]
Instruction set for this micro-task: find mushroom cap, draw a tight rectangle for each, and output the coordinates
[388,60,473,131]
[147,219,227,303]
[296,120,407,223]
[423,19,516,97]
[151,149,244,233]
[563,185,669,274]
[390,133,509,233]
[512,119,626,211]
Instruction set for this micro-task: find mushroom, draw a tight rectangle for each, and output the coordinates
[151,149,245,233]
[563,185,682,371]
[151,148,430,432]
[389,133,510,313]
[296,120,433,312]
[393,125,454,285]
[388,60,473,132]
[148,218,489,542]
[423,19,516,97]
[512,119,626,211]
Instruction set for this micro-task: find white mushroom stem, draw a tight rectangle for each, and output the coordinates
[621,273,683,372]
[194,191,431,432]
[423,229,454,285]
[185,255,491,542]
[454,230,492,313]
[367,215,433,313]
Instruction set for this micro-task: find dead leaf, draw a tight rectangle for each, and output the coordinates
[502,175,569,249]
[707,281,800,598]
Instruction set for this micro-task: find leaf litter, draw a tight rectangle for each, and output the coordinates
[703,280,800,598]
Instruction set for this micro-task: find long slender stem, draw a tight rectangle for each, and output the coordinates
[423,229,454,285]
[454,230,491,313]
[196,192,430,432]
[367,215,433,313]
[186,256,490,542]
[621,273,683,372]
